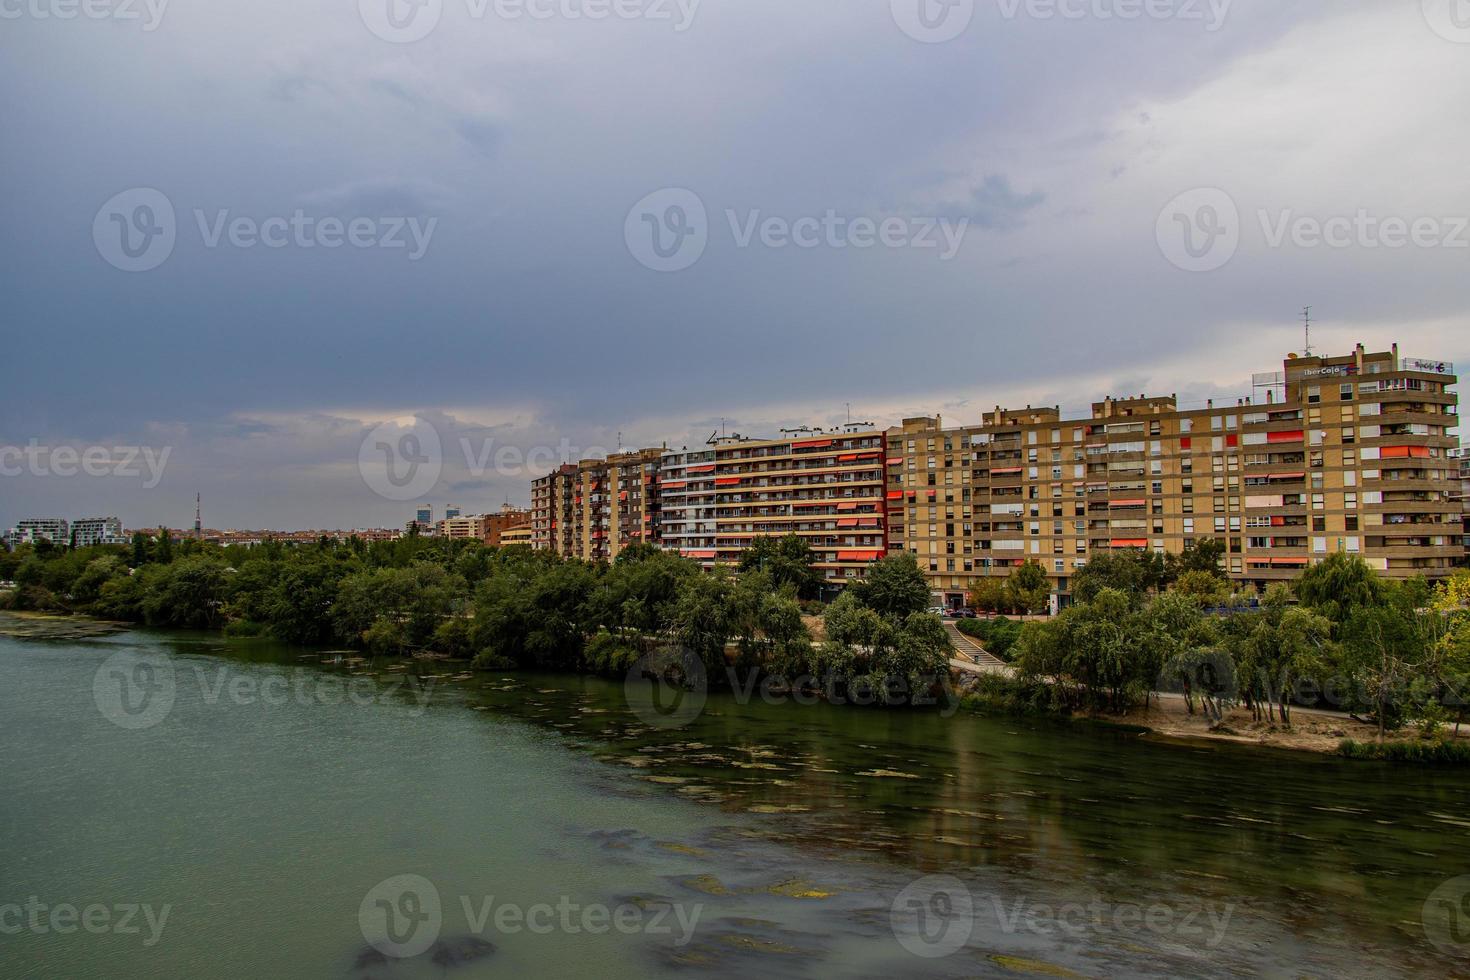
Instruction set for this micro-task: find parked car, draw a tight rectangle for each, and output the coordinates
[951,608,977,619]
[928,605,947,616]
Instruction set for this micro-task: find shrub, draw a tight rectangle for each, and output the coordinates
[1337,738,1470,764]
[582,629,643,677]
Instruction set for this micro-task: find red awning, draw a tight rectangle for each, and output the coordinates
[1269,472,1305,480]
[682,550,717,559]
[886,490,903,500]
[1110,539,1148,548]
[660,480,687,489]
[837,550,884,562]
[837,502,860,511]
[792,439,833,449]
[1267,430,1305,444]
[887,457,905,466]
[991,467,1023,475]
[687,464,716,473]
[715,477,741,486]
[1111,498,1146,507]
[838,453,859,462]
[837,518,860,528]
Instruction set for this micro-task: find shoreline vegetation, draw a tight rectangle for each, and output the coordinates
[4,530,1470,762]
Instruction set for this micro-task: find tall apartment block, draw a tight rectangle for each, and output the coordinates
[659,427,886,593]
[531,464,577,554]
[886,345,1460,607]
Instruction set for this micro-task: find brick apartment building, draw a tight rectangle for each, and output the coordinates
[529,345,1463,603]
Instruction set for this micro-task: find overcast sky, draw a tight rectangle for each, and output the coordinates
[2,0,1467,530]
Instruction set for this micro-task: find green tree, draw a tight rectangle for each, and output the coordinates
[850,553,930,619]
[1004,560,1051,615]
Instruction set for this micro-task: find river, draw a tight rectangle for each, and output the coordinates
[2,623,1468,978]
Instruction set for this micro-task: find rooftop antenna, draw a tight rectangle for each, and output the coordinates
[845,402,851,424]
[616,430,623,452]
[194,493,201,541]
[1302,306,1313,356]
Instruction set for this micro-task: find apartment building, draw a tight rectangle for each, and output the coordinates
[886,345,1461,607]
[499,525,535,547]
[71,517,127,547]
[659,427,887,593]
[531,428,887,592]
[1453,448,1470,560]
[3,518,69,549]
[531,464,577,554]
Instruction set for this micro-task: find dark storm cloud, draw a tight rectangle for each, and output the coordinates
[0,0,1464,528]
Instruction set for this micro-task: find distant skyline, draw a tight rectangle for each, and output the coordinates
[3,1,1467,529]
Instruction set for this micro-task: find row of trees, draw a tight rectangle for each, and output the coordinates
[998,546,1470,740]
[0,533,953,701]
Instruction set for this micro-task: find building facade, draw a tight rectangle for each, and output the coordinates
[4,518,69,549]
[71,517,127,547]
[886,345,1460,606]
[526,345,1462,601]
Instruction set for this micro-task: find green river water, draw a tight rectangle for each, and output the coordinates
[3,622,1469,978]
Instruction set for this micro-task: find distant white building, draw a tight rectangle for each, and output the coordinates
[71,517,127,548]
[4,518,69,549]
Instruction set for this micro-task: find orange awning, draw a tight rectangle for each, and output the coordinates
[837,550,884,562]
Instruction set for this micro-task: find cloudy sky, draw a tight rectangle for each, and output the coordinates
[2,0,1466,530]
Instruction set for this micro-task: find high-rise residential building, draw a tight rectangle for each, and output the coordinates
[70,517,127,547]
[445,505,461,520]
[526,344,1461,601]
[531,464,577,554]
[886,345,1460,607]
[660,428,886,594]
[415,506,433,526]
[1452,448,1470,561]
[3,518,69,549]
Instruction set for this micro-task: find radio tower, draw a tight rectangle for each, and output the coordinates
[1302,306,1313,356]
[194,493,202,541]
